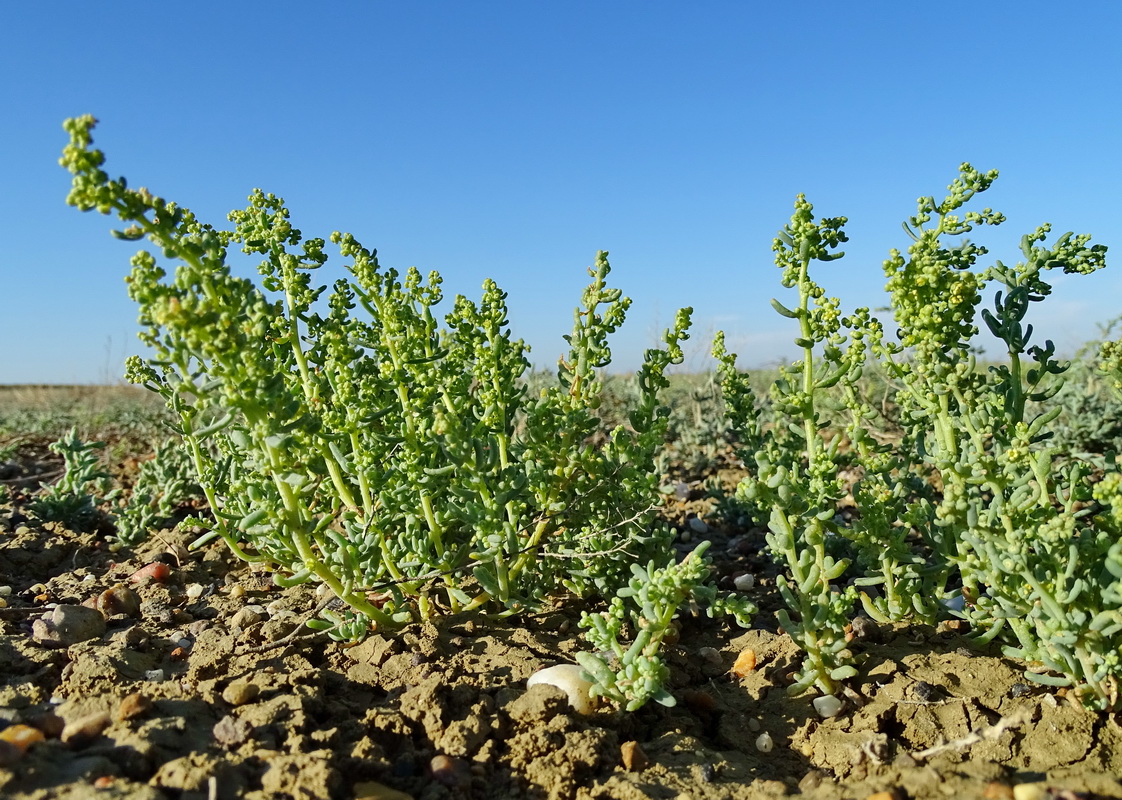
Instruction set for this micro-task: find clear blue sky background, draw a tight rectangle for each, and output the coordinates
[3,2,1120,383]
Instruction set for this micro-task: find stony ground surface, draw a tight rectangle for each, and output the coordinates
[1,445,1121,800]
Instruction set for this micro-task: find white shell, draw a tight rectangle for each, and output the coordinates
[755,732,774,753]
[526,663,595,715]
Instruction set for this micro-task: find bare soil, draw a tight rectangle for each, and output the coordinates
[1,449,1120,800]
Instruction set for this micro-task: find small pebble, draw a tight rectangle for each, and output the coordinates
[230,605,266,631]
[939,619,969,634]
[755,732,774,753]
[165,543,190,564]
[228,585,247,600]
[129,562,171,584]
[123,626,150,649]
[983,782,1016,799]
[430,754,469,788]
[27,712,64,738]
[620,740,649,771]
[118,692,153,721]
[848,615,879,642]
[32,604,106,648]
[1012,785,1048,800]
[212,714,252,748]
[60,711,111,746]
[222,681,261,706]
[799,770,827,792]
[730,648,757,677]
[0,586,12,596]
[813,694,844,718]
[96,585,141,617]
[912,681,940,702]
[687,517,708,534]
[698,647,722,666]
[733,573,755,591]
[527,663,595,715]
[29,583,50,603]
[145,669,167,682]
[185,583,206,600]
[0,724,45,752]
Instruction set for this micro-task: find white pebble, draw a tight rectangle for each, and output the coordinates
[733,573,755,591]
[527,663,595,715]
[812,694,844,718]
[755,732,774,753]
[1013,784,1048,800]
[145,669,167,682]
[185,583,206,600]
[0,586,11,597]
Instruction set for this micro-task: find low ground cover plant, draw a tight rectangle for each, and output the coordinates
[113,435,204,547]
[717,165,1122,709]
[59,115,753,711]
[27,428,116,530]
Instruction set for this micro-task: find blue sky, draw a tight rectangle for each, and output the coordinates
[3,2,1121,383]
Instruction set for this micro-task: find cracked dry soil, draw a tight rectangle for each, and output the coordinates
[1,457,1121,800]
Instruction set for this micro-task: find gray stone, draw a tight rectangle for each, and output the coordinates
[31,604,106,648]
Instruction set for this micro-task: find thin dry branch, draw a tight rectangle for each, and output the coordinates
[910,710,1032,760]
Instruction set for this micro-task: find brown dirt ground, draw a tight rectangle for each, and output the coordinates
[1,451,1120,800]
